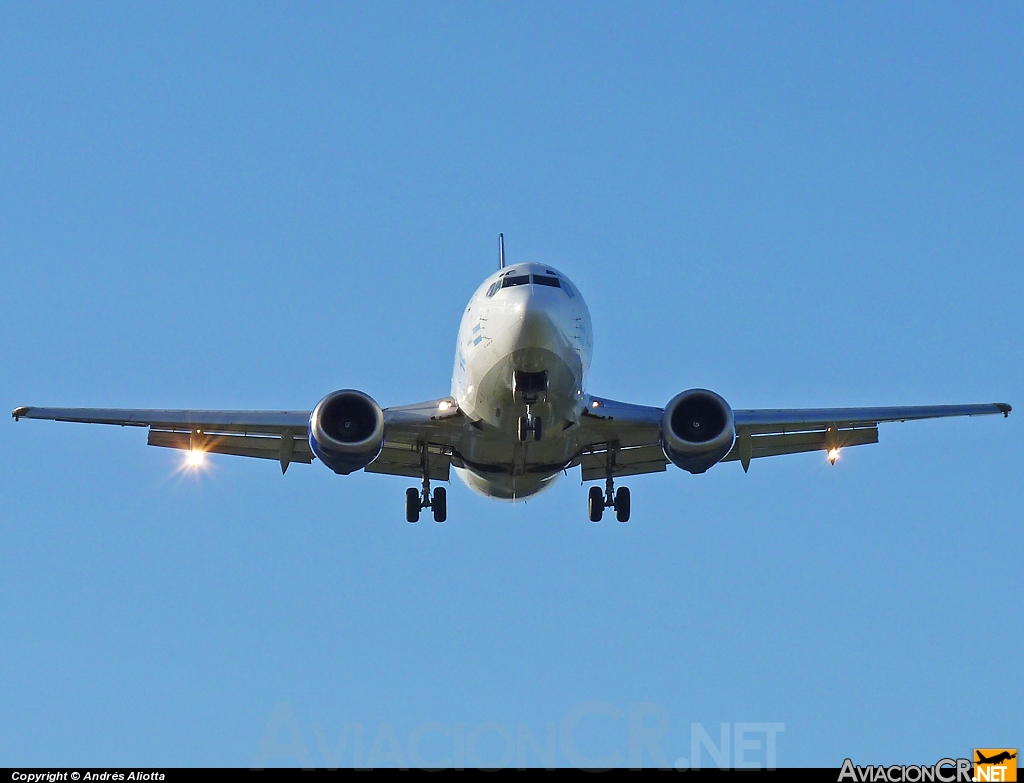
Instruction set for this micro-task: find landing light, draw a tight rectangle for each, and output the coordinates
[438,400,452,411]
[185,449,206,468]
[827,447,840,464]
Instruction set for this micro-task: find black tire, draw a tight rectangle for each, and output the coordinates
[432,487,447,523]
[615,486,631,523]
[518,416,529,442]
[588,486,604,522]
[405,488,420,523]
[533,416,542,441]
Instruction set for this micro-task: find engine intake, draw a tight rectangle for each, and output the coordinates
[661,389,735,474]
[308,389,385,475]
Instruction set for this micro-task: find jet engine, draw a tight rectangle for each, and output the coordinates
[308,389,385,475]
[661,389,735,474]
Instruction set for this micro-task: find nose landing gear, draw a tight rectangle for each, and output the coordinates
[587,476,630,522]
[514,370,547,442]
[518,407,542,442]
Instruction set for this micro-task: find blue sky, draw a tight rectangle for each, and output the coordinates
[1,2,1021,768]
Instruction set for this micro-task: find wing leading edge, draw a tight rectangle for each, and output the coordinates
[11,406,310,431]
[577,398,1010,480]
[12,399,1011,479]
[12,400,466,477]
[733,403,1011,432]
[12,406,315,472]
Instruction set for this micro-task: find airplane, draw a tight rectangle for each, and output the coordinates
[12,235,1012,524]
[976,751,1016,765]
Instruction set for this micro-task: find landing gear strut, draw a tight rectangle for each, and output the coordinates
[587,475,630,523]
[406,446,447,523]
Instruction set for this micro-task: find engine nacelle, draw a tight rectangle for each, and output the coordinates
[661,389,736,474]
[308,389,385,475]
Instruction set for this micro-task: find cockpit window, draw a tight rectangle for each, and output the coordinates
[487,272,573,296]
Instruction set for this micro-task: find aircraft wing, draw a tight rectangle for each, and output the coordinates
[12,399,467,478]
[577,398,1011,481]
[364,397,464,481]
[577,397,667,481]
[11,406,310,431]
[731,403,1012,431]
[725,402,1010,471]
[12,405,317,468]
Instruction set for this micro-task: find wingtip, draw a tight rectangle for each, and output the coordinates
[996,403,1012,417]
[12,406,29,421]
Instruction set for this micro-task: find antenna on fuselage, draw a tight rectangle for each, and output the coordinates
[499,233,505,269]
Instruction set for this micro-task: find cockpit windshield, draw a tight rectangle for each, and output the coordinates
[485,271,571,297]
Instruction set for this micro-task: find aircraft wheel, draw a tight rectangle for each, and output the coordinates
[405,488,420,523]
[614,486,630,523]
[533,417,542,441]
[588,486,604,522]
[518,416,529,442]
[432,487,447,523]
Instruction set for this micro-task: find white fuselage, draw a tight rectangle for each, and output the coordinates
[450,263,594,499]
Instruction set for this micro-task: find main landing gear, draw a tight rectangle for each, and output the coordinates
[587,476,630,523]
[406,459,446,523]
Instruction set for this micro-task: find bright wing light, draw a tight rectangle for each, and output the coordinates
[827,447,840,464]
[185,449,206,468]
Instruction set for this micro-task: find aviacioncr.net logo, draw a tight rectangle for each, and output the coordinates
[838,757,973,782]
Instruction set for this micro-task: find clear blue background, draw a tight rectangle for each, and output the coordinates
[2,2,1020,768]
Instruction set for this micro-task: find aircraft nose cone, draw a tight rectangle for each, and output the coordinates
[507,292,559,351]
